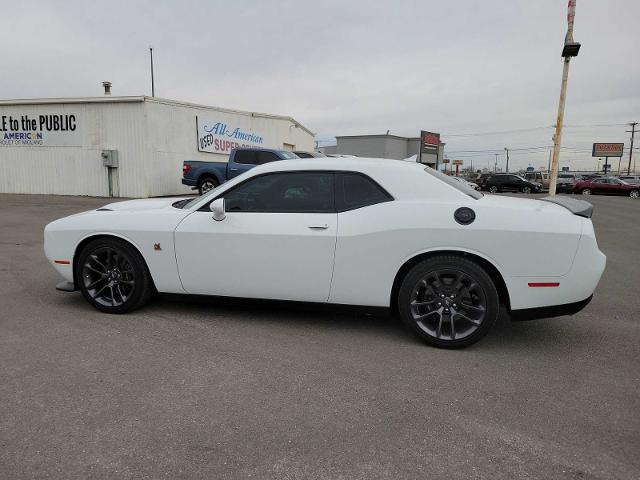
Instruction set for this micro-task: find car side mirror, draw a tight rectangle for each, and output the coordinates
[210,198,226,221]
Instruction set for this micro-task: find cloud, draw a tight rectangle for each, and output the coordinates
[2,0,638,170]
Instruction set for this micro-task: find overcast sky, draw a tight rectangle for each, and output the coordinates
[2,0,639,170]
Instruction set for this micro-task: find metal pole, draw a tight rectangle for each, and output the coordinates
[494,154,498,172]
[150,47,155,97]
[504,147,509,173]
[627,122,637,175]
[548,57,572,196]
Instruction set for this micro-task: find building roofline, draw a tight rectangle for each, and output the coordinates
[336,134,420,141]
[0,95,315,136]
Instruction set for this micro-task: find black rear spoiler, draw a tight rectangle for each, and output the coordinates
[539,196,593,218]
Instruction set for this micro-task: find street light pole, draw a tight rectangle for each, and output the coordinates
[549,0,580,196]
[504,147,509,173]
[627,122,637,175]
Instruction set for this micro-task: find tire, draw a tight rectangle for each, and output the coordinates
[198,176,219,196]
[630,189,639,199]
[76,237,155,314]
[397,256,499,348]
[581,188,592,195]
[521,186,532,194]
[489,186,499,193]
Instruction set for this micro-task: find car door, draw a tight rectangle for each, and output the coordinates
[606,178,625,195]
[174,171,338,302]
[508,175,521,191]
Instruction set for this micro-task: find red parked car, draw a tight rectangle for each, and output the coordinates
[574,177,640,198]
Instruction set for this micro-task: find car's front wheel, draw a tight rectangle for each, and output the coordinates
[76,237,155,313]
[630,189,639,198]
[521,186,532,194]
[581,188,592,195]
[489,186,499,193]
[398,256,499,348]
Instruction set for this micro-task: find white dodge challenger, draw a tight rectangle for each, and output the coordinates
[45,158,606,348]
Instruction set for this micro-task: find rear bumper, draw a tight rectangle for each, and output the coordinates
[182,178,197,187]
[510,295,592,321]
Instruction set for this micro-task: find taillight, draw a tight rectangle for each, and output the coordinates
[182,164,191,177]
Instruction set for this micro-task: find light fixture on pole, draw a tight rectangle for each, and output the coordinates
[548,0,581,196]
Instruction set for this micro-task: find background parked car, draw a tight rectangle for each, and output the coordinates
[556,173,577,193]
[618,175,640,184]
[451,176,481,191]
[182,148,298,195]
[574,177,640,198]
[483,174,542,194]
[523,171,550,190]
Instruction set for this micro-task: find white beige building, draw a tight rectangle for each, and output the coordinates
[0,96,314,197]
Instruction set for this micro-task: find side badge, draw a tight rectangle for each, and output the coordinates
[454,207,476,225]
[153,243,162,251]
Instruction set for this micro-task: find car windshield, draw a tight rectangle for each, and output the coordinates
[424,167,482,199]
[280,151,298,159]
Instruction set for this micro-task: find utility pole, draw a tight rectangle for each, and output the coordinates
[494,154,498,172]
[149,47,155,97]
[627,122,637,174]
[549,0,581,196]
[504,147,509,173]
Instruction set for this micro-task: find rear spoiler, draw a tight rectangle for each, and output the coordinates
[540,196,593,218]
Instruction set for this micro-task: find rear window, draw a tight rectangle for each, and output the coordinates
[234,150,258,165]
[336,173,392,211]
[424,167,483,199]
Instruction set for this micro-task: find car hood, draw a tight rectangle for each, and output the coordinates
[100,197,190,212]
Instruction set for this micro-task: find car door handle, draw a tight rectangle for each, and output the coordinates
[308,225,329,230]
[230,168,238,171]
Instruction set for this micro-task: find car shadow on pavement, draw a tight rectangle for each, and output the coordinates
[58,291,597,352]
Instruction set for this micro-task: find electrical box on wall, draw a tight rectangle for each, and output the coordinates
[101,150,119,168]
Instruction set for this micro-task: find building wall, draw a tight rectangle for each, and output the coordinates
[0,98,315,198]
[0,100,147,197]
[143,99,314,197]
[337,136,411,159]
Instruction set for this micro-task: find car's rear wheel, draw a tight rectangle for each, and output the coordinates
[198,176,219,196]
[76,238,154,313]
[489,186,499,193]
[630,189,639,198]
[581,188,592,195]
[521,186,532,194]
[398,256,499,348]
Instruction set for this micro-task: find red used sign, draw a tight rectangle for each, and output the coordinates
[592,143,624,157]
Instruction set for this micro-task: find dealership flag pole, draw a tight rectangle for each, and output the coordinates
[549,1,580,196]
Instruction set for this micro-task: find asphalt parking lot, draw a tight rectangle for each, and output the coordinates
[1,193,638,480]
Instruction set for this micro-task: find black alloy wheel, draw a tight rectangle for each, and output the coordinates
[398,256,499,348]
[77,238,154,313]
[198,177,218,196]
[522,186,532,194]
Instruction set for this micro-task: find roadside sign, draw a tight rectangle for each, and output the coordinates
[442,159,450,164]
[592,143,624,157]
[420,131,440,153]
[561,166,570,171]
[452,160,463,165]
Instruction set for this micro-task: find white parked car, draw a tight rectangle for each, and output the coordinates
[45,159,606,348]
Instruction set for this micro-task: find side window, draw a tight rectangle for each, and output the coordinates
[256,151,281,164]
[336,173,392,212]
[223,172,334,213]
[233,150,258,165]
